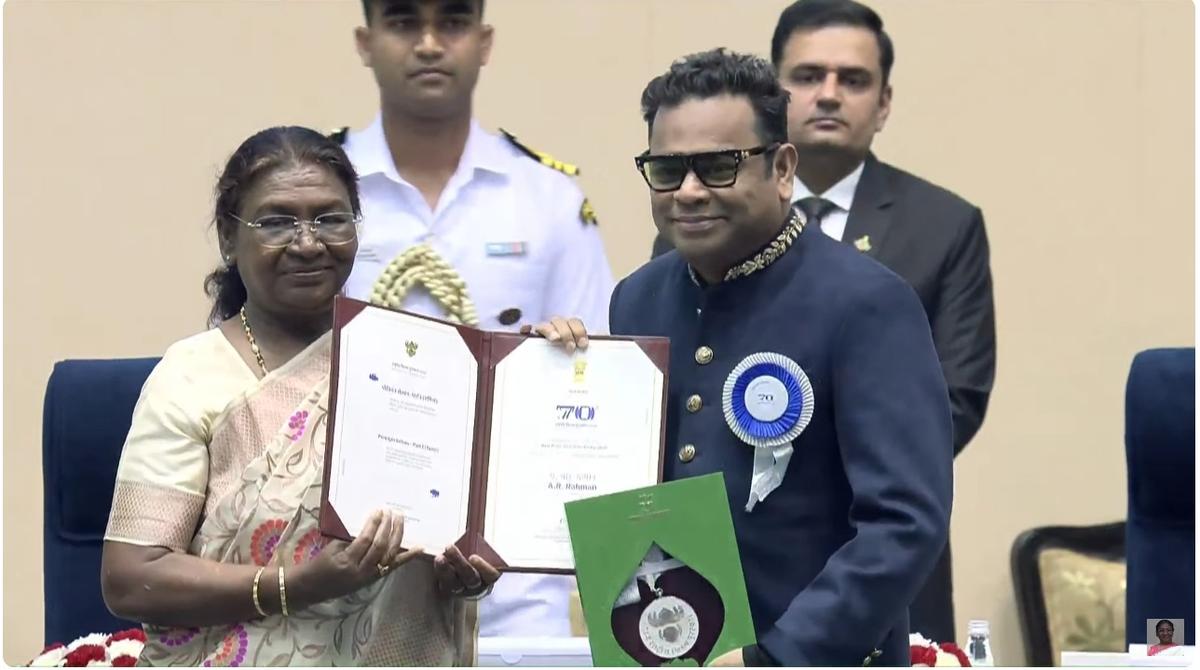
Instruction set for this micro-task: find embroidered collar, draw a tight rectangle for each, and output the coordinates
[687,209,807,286]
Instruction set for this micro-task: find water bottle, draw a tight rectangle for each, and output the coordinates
[967,619,995,667]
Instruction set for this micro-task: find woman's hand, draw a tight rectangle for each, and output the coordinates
[433,544,501,598]
[519,316,590,352]
[292,509,421,606]
[102,510,416,627]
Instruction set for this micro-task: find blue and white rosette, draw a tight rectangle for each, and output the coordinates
[722,353,814,512]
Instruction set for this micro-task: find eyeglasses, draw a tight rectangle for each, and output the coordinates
[634,143,779,192]
[230,212,362,249]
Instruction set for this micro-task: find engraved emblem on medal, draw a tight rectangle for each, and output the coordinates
[638,594,700,659]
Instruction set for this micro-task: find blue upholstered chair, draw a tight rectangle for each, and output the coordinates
[42,358,159,645]
[1124,348,1195,647]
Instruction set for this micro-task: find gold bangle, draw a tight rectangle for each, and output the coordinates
[251,567,267,617]
[278,566,289,617]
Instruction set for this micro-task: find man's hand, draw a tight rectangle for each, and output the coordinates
[433,544,501,598]
[710,648,745,666]
[520,316,590,352]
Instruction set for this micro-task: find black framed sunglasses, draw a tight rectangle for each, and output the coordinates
[634,143,780,192]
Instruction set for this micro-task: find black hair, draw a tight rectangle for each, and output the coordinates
[1157,620,1175,630]
[204,126,361,326]
[361,0,485,24]
[770,0,894,86]
[640,48,789,146]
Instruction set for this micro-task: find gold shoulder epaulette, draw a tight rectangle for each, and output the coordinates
[500,128,580,177]
[501,129,596,225]
[328,126,349,145]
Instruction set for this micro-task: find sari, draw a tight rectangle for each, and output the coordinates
[1149,643,1180,657]
[106,331,475,666]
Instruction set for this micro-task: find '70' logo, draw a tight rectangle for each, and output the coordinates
[556,405,596,421]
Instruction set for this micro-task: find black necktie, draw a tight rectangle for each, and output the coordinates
[795,197,836,234]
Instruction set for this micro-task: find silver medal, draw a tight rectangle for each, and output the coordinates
[638,595,700,659]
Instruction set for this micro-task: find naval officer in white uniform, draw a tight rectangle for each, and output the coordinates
[339,0,614,640]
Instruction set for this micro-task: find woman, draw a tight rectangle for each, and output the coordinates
[1149,619,1180,656]
[101,126,499,666]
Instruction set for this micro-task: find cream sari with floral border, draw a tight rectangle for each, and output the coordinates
[106,331,475,666]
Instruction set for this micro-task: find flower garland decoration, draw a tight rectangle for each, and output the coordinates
[30,629,146,667]
[910,632,971,667]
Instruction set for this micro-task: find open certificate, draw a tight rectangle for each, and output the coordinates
[485,338,664,570]
[320,297,668,573]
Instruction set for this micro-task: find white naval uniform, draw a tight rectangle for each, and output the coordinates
[341,115,614,639]
[343,115,613,333]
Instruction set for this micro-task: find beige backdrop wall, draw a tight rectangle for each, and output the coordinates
[4,0,1193,664]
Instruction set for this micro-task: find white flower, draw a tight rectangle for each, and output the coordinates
[107,639,144,660]
[29,646,67,667]
[67,633,111,651]
[910,632,939,650]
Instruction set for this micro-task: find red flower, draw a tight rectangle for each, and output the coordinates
[112,655,139,667]
[911,645,939,667]
[939,642,971,666]
[250,519,288,566]
[292,528,329,564]
[109,628,147,644]
[64,644,106,667]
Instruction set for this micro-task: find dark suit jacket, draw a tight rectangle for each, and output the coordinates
[613,224,953,666]
[652,154,996,455]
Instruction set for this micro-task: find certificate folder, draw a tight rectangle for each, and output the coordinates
[320,296,669,574]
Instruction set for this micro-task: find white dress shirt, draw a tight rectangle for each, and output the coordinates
[343,115,613,333]
[791,161,865,241]
[342,116,615,638]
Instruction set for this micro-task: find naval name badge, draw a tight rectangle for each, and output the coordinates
[485,241,527,257]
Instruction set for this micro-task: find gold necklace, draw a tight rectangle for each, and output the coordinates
[239,306,269,376]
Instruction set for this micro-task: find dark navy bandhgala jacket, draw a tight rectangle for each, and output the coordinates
[609,222,954,666]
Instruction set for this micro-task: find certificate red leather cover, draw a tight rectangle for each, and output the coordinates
[319,296,669,573]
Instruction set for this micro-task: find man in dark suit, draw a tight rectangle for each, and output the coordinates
[649,0,996,642]
[536,48,952,666]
